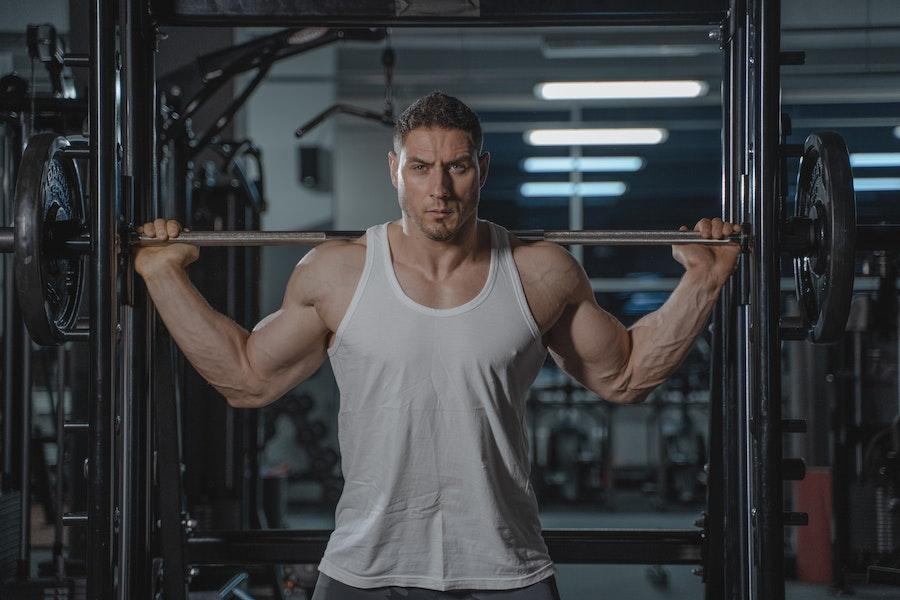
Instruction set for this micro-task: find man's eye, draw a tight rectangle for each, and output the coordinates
[451,163,467,172]
[411,164,426,171]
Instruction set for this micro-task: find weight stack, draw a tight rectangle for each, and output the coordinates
[0,492,21,584]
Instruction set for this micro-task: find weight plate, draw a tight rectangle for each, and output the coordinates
[14,133,86,346]
[793,132,856,344]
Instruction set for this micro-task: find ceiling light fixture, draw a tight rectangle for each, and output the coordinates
[524,128,667,146]
[535,81,708,100]
[521,157,645,173]
[519,182,627,197]
[850,153,900,168]
[854,178,900,192]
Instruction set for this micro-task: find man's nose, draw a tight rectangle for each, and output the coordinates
[429,168,452,199]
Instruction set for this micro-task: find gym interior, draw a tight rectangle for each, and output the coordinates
[1,0,899,598]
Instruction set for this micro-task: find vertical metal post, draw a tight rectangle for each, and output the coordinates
[17,324,32,579]
[2,118,22,490]
[752,0,784,598]
[55,345,67,579]
[119,0,155,596]
[88,0,118,596]
[721,3,755,599]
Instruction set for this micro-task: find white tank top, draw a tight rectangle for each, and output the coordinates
[318,221,554,591]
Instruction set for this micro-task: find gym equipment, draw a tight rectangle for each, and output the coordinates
[12,133,87,346]
[2,130,898,346]
[789,132,856,344]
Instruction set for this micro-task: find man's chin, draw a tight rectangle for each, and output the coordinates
[416,215,460,241]
[422,226,457,242]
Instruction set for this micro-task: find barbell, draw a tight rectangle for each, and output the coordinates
[1,130,896,346]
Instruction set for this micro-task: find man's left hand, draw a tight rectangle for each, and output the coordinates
[672,218,742,285]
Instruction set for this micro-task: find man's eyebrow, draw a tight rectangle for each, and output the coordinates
[406,154,473,165]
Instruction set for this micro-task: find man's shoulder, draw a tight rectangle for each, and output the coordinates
[507,234,584,297]
[507,234,576,273]
[304,230,368,264]
[287,233,368,303]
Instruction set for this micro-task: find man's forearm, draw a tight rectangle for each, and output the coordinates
[142,265,262,403]
[623,268,722,399]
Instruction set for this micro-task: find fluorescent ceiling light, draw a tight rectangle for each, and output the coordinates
[894,126,900,139]
[854,178,900,192]
[536,81,708,100]
[521,157,645,173]
[850,153,900,168]
[520,182,627,197]
[542,45,708,59]
[525,128,668,146]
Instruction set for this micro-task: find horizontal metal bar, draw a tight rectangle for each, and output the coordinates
[60,146,92,160]
[63,512,88,525]
[591,276,900,293]
[62,328,91,342]
[2,222,892,259]
[63,53,91,67]
[185,528,702,566]
[157,0,727,28]
[135,229,746,248]
[64,422,90,431]
[868,565,900,586]
[784,512,809,527]
[0,227,12,253]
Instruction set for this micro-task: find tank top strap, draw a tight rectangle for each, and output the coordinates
[488,221,543,341]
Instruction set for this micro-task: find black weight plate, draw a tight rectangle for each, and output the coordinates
[793,132,856,344]
[14,133,86,346]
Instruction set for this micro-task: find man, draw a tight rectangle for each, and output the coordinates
[135,92,740,599]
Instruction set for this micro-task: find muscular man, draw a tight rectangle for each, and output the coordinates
[135,92,740,600]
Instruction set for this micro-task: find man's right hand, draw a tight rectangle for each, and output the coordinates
[133,218,200,279]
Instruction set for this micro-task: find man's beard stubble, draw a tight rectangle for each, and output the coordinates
[403,203,466,242]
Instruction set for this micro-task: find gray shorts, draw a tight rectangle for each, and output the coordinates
[310,573,562,600]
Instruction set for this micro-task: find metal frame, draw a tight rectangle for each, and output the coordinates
[751,1,786,597]
[151,0,729,27]
[184,529,704,566]
[69,1,792,598]
[722,3,754,598]
[118,0,157,595]
[86,0,118,596]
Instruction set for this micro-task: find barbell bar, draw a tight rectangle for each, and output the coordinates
[2,129,896,346]
[4,222,897,253]
[0,225,751,252]
[138,224,894,250]
[129,228,749,248]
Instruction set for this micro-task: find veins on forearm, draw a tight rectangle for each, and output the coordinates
[624,270,720,394]
[144,268,261,400]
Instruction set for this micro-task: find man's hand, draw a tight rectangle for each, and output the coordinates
[133,218,199,279]
[671,218,741,286]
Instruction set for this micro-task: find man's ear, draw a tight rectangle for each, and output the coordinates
[478,151,491,188]
[388,151,399,189]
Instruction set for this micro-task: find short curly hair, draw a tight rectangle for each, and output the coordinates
[393,91,483,154]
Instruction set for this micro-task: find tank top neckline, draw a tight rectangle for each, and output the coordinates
[380,221,499,317]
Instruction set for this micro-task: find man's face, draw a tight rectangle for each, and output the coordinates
[389,126,490,242]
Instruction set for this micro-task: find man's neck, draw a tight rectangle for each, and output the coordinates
[392,217,486,279]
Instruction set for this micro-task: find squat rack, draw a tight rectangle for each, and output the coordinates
[75,1,788,598]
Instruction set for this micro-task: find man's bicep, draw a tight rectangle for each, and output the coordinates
[546,285,632,398]
[245,265,331,394]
